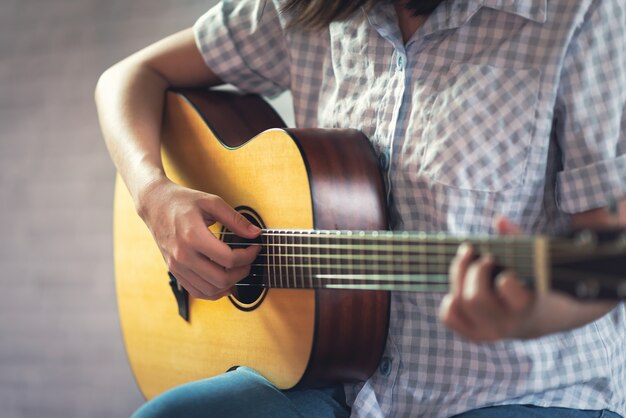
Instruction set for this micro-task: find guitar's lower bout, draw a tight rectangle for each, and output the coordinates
[114,89,390,399]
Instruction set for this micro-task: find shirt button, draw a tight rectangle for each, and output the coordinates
[378,150,390,171]
[379,357,392,377]
[396,54,406,70]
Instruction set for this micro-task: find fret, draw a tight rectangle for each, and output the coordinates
[298,230,306,288]
[271,230,276,288]
[294,230,300,289]
[285,229,292,289]
[323,230,332,287]
[278,229,284,288]
[287,231,294,288]
[264,231,270,288]
[504,236,516,280]
[306,231,313,289]
[307,231,315,287]
[436,243,443,274]
[401,231,409,280]
[273,230,279,288]
[372,231,380,284]
[357,231,367,279]
[418,232,428,278]
[346,231,354,282]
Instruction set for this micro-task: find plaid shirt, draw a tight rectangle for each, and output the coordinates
[194,1,626,416]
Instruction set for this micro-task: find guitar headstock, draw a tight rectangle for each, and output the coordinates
[548,228,626,300]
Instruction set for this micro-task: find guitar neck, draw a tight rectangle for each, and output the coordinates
[241,229,546,293]
[228,228,626,300]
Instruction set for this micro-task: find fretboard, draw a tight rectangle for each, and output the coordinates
[240,229,540,292]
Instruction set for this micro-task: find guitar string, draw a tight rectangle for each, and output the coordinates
[218,230,537,246]
[218,241,584,262]
[212,233,601,282]
[246,263,534,273]
[219,243,538,264]
[234,282,452,290]
[241,273,452,281]
[217,231,590,257]
[220,243,536,256]
[233,282,452,291]
[221,237,537,275]
[219,230,535,240]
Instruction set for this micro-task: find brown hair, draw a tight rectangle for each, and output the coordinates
[280,0,444,30]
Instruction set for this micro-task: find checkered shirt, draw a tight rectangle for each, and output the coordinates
[193,0,626,416]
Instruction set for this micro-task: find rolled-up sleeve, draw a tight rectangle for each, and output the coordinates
[193,0,290,97]
[555,0,626,213]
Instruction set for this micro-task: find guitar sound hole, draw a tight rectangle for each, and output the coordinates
[222,208,267,311]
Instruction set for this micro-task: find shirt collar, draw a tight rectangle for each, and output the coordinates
[431,0,547,31]
[367,0,548,48]
[367,0,547,45]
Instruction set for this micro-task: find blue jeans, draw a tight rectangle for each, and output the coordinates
[132,367,349,418]
[132,367,621,418]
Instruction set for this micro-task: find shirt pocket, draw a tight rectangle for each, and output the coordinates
[420,63,541,192]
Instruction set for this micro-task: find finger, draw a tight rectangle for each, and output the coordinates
[439,293,478,339]
[495,272,533,314]
[198,196,261,239]
[210,288,233,300]
[449,243,474,296]
[169,269,212,300]
[189,252,255,290]
[460,255,506,323]
[494,216,523,236]
[178,266,237,300]
[192,233,262,270]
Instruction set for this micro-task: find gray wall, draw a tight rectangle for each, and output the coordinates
[0,1,291,417]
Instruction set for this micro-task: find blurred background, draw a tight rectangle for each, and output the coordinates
[0,0,292,417]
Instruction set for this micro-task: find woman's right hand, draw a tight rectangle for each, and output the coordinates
[136,177,262,301]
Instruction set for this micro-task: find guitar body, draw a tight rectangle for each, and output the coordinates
[114,90,390,399]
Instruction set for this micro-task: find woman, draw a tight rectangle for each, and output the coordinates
[95,1,626,416]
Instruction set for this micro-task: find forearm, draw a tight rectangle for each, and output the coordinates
[94,28,223,211]
[95,61,170,207]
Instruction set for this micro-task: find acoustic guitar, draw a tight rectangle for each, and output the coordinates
[114,89,626,400]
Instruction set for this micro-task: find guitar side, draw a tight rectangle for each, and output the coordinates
[114,90,390,399]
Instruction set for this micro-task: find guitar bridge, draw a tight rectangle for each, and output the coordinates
[168,272,190,322]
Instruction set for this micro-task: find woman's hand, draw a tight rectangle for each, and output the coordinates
[439,218,535,341]
[136,177,262,301]
[439,217,616,342]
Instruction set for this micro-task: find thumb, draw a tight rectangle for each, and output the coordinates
[494,216,524,236]
[200,196,261,239]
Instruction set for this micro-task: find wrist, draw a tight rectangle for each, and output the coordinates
[516,294,617,339]
[134,174,171,220]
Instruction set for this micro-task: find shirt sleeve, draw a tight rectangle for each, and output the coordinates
[555,0,626,214]
[193,0,290,97]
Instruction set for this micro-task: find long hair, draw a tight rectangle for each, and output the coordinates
[280,0,445,30]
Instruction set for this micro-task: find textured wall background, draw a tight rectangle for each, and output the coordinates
[0,1,292,417]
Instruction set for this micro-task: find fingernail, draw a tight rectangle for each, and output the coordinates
[248,224,261,233]
[457,243,470,256]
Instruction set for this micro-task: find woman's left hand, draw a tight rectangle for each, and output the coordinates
[439,217,540,341]
[439,216,617,341]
